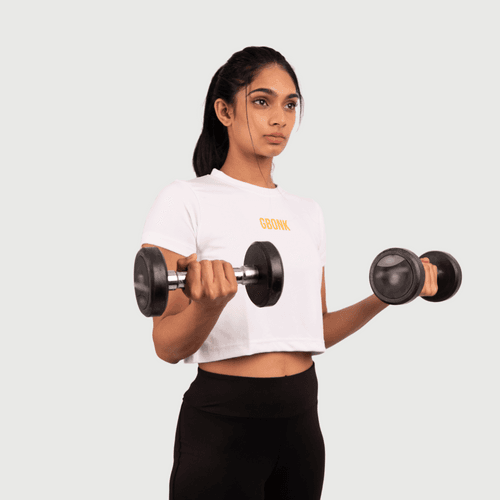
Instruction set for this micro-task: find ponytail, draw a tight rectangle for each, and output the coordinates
[192,68,229,177]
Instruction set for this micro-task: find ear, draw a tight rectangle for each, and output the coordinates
[214,98,233,127]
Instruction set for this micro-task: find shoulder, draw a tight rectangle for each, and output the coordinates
[153,174,215,202]
[159,174,219,198]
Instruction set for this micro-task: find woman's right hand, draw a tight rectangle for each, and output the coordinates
[176,254,238,313]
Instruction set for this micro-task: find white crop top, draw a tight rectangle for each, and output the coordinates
[141,169,327,363]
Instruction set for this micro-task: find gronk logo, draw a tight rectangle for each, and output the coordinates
[259,218,290,231]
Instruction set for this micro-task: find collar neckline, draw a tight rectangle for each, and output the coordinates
[210,169,281,196]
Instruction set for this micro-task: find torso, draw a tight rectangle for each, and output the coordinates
[199,351,313,378]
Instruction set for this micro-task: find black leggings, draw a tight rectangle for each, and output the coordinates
[169,362,325,499]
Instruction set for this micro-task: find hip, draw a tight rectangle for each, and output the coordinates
[183,359,318,418]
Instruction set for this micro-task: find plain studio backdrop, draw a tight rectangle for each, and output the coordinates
[1,1,498,499]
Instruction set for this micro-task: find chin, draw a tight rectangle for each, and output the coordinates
[262,145,287,158]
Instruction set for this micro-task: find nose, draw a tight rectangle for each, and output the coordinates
[269,107,287,128]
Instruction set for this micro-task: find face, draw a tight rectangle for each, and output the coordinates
[219,65,299,161]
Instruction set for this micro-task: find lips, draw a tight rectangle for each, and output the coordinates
[265,134,286,144]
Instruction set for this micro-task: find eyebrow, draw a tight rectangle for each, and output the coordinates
[247,88,299,100]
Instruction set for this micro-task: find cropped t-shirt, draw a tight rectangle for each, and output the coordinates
[141,169,327,363]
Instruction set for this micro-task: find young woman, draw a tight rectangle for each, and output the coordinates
[140,46,437,500]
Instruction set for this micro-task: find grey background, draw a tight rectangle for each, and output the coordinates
[2,1,498,498]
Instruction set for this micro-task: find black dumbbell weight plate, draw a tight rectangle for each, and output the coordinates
[420,251,462,303]
[134,247,168,317]
[369,248,425,305]
[244,241,284,307]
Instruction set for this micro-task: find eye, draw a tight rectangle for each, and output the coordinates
[253,98,268,106]
[286,101,297,111]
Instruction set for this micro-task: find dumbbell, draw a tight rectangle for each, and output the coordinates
[369,248,462,305]
[134,241,284,317]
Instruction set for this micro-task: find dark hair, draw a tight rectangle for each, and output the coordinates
[192,46,304,177]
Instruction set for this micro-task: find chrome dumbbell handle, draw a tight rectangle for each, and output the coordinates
[167,266,260,291]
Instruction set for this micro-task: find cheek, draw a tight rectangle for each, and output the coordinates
[244,107,260,121]
[232,119,258,149]
[238,114,263,139]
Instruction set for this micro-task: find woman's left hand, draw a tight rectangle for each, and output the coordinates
[419,258,439,297]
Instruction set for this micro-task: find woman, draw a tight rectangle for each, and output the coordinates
[140,46,437,499]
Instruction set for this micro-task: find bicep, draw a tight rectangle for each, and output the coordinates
[141,244,191,327]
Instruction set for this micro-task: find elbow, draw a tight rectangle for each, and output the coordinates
[152,320,201,365]
[152,330,181,365]
[166,356,181,365]
[154,345,181,364]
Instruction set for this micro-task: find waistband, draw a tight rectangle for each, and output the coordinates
[182,362,318,418]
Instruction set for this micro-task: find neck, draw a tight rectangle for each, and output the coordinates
[220,152,276,189]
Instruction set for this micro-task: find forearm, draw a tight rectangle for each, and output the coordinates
[153,302,223,364]
[323,294,389,349]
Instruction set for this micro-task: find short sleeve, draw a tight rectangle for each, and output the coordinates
[315,202,327,267]
[141,180,199,257]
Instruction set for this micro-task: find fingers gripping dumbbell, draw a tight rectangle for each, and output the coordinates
[134,241,285,317]
[369,248,462,305]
